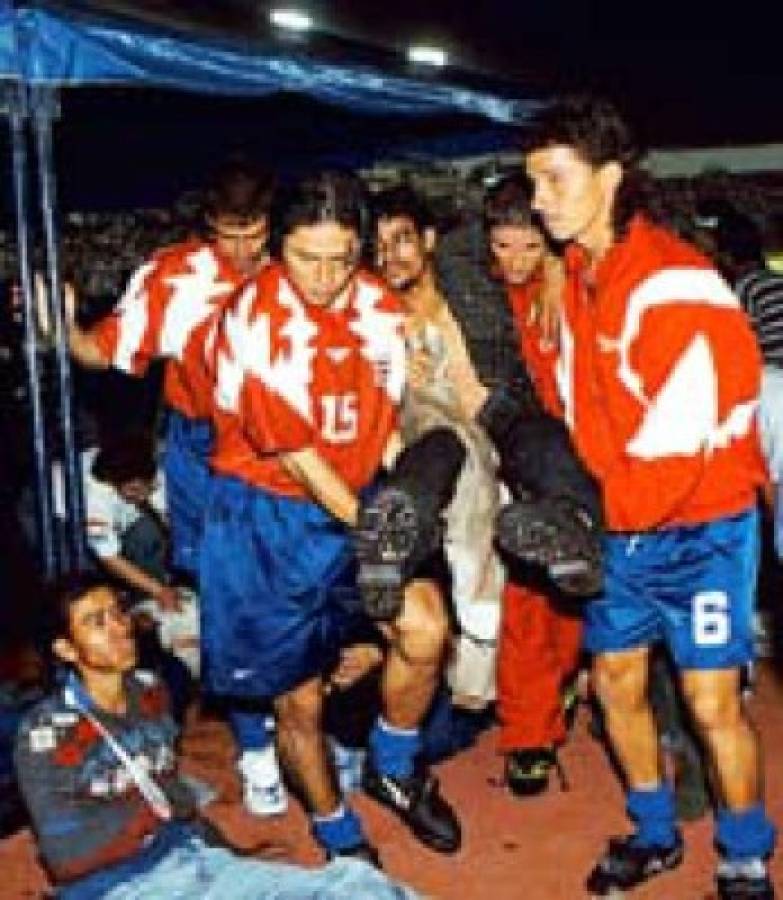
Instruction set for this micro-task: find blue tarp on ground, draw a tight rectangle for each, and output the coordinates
[0,2,536,125]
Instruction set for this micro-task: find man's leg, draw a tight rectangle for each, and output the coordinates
[230,706,287,817]
[477,383,603,596]
[275,677,335,814]
[682,668,776,897]
[669,508,775,898]
[363,579,461,853]
[497,582,577,796]
[648,650,709,822]
[586,647,684,895]
[275,676,371,860]
[355,429,466,620]
[593,647,660,788]
[381,579,448,730]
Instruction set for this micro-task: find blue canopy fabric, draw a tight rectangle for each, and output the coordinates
[0,3,537,125]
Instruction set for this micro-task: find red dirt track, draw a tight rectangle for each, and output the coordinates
[2,666,782,899]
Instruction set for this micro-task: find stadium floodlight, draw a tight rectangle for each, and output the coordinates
[269,9,313,32]
[407,45,448,67]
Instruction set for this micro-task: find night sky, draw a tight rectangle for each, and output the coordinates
[3,1,781,211]
[68,0,783,147]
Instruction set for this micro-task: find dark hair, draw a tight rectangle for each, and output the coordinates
[371,184,434,235]
[523,93,639,169]
[523,93,662,237]
[268,170,369,258]
[714,211,765,266]
[483,174,537,231]
[92,432,156,487]
[204,155,276,223]
[49,571,115,643]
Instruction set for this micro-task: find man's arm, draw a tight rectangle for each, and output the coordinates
[14,705,159,885]
[99,555,179,610]
[280,447,359,527]
[68,320,110,370]
[382,430,404,470]
[36,279,109,369]
[570,280,763,529]
[433,306,489,421]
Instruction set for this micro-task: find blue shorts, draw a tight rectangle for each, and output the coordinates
[584,508,759,670]
[163,411,213,577]
[199,475,372,699]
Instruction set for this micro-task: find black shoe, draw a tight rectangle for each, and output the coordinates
[585,833,684,895]
[355,429,465,621]
[496,496,603,597]
[505,747,556,797]
[362,764,461,853]
[355,486,422,621]
[328,841,382,869]
[717,858,775,899]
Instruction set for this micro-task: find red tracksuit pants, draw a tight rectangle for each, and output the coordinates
[497,581,584,752]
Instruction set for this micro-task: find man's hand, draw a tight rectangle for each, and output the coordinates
[329,643,383,691]
[406,342,436,391]
[529,255,564,348]
[34,274,77,343]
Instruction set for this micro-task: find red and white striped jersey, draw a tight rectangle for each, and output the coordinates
[91,241,245,420]
[559,215,766,532]
[209,263,406,497]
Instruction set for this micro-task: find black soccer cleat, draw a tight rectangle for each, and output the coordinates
[717,858,775,899]
[362,763,462,854]
[505,747,557,798]
[355,486,422,620]
[355,428,466,620]
[585,833,684,895]
[495,495,603,597]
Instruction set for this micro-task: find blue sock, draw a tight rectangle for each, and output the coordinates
[627,784,678,849]
[369,717,421,778]
[716,804,777,862]
[229,708,273,752]
[312,804,365,852]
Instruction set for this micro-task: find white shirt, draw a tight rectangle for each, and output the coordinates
[53,447,166,559]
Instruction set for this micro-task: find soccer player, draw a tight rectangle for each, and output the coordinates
[62,157,274,580]
[54,158,285,817]
[525,94,776,898]
[202,170,460,864]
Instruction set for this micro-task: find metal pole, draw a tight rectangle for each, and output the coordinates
[3,80,57,580]
[31,84,87,573]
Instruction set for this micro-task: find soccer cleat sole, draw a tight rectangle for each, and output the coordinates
[496,500,603,597]
[355,487,420,620]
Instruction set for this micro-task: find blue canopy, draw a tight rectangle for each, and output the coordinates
[0,2,537,125]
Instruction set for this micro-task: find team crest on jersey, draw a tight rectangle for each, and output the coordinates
[349,279,405,402]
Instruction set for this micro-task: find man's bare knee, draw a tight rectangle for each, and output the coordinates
[275,679,324,735]
[593,649,649,711]
[682,670,743,733]
[391,580,449,665]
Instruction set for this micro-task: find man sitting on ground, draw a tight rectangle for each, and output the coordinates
[13,574,418,899]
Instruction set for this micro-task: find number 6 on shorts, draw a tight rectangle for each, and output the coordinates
[692,591,730,647]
